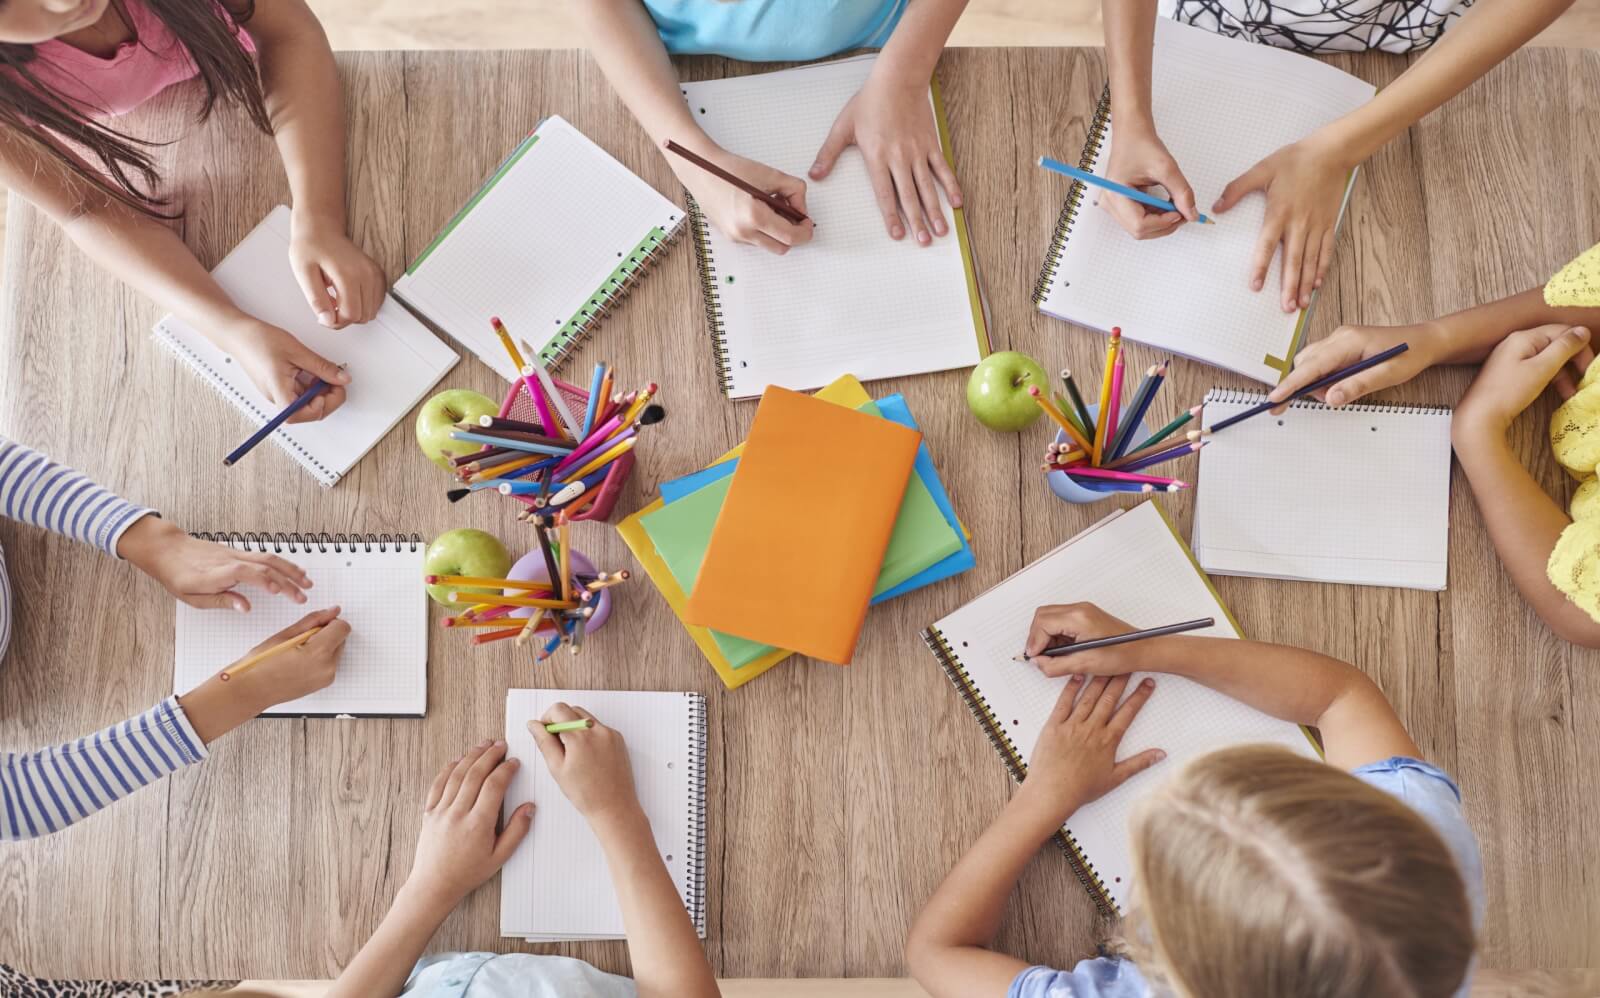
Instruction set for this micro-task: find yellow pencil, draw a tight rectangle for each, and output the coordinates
[1029,386,1093,452]
[558,436,636,484]
[442,616,539,629]
[220,625,323,681]
[467,453,544,483]
[1092,327,1121,465]
[609,383,657,438]
[558,519,572,603]
[446,591,578,610]
[491,315,528,372]
[425,574,555,591]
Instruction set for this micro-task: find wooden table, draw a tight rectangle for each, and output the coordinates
[1,48,1596,980]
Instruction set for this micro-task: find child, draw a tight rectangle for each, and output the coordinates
[1098,0,1573,312]
[324,702,719,998]
[575,0,969,255]
[906,601,1481,998]
[0,0,386,422]
[0,434,349,839]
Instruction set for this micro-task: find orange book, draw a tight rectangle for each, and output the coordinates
[683,386,921,664]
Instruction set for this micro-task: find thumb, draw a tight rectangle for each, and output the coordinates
[491,802,535,866]
[1325,368,1386,408]
[810,113,853,180]
[293,262,337,328]
[1213,162,1267,214]
[1158,164,1198,222]
[186,591,250,613]
[1111,748,1168,786]
[287,339,351,386]
[1531,326,1592,373]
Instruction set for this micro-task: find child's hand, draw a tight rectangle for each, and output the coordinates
[810,70,962,246]
[527,704,643,828]
[221,607,350,708]
[1099,123,1197,239]
[1016,674,1164,825]
[403,740,535,913]
[1022,602,1143,677]
[675,144,814,256]
[1269,321,1442,411]
[288,214,387,328]
[225,318,352,422]
[1456,324,1593,438]
[117,517,311,611]
[1212,133,1350,313]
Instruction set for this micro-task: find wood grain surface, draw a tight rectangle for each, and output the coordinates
[0,47,1595,980]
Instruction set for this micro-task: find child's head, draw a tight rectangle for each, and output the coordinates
[1123,745,1474,998]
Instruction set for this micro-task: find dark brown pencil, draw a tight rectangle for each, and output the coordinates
[451,446,513,467]
[663,139,810,225]
[457,424,573,448]
[532,518,562,597]
[476,416,571,443]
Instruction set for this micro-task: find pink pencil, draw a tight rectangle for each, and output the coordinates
[1065,466,1188,487]
[1102,351,1125,465]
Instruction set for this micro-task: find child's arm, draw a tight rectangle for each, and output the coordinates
[326,742,534,998]
[573,0,813,256]
[246,0,387,328]
[807,0,971,246]
[1269,289,1600,409]
[906,675,1164,998]
[1213,0,1574,312]
[529,704,720,998]
[1451,323,1600,646]
[1022,605,1420,771]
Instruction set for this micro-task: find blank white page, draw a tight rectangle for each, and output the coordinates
[682,56,984,398]
[1039,18,1376,383]
[928,501,1315,913]
[173,538,427,715]
[394,115,685,380]
[1193,390,1452,589]
[153,207,459,486]
[501,689,706,941]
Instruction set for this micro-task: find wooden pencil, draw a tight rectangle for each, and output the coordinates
[1109,363,1162,461]
[447,591,578,610]
[1103,348,1126,465]
[1123,405,1201,458]
[220,626,323,681]
[1060,369,1095,436]
[1029,386,1093,452]
[1092,327,1120,464]
[558,519,572,603]
[663,139,810,224]
[1015,616,1215,661]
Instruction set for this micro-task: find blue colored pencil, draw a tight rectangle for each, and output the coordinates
[1038,156,1213,224]
[223,374,334,466]
[1209,343,1410,433]
[448,430,572,456]
[1118,439,1205,474]
[582,363,605,437]
[1110,361,1167,461]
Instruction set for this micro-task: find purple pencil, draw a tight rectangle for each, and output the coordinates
[1118,438,1207,474]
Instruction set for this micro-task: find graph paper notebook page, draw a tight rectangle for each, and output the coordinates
[1192,390,1452,589]
[394,115,686,379]
[680,56,988,398]
[173,535,427,716]
[501,689,707,941]
[152,206,458,487]
[922,501,1317,915]
[1033,17,1376,384]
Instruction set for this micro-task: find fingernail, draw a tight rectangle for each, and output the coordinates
[317,311,334,326]
[1300,295,1311,308]
[506,757,519,767]
[1576,327,1592,340]
[520,802,535,815]
[1251,279,1263,291]
[951,194,964,208]
[1155,750,1167,761]
[917,231,930,246]
[493,739,506,748]
[809,163,822,176]
[1328,390,1345,406]
[1314,277,1324,289]
[1142,678,1155,688]
[479,738,491,748]
[933,219,947,236]
[891,224,904,239]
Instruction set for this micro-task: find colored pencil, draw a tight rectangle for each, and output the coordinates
[1060,369,1095,436]
[491,317,554,436]
[460,448,533,473]
[477,416,562,438]
[586,571,631,591]
[1038,156,1214,224]
[470,626,527,645]
[447,590,578,610]
[1117,439,1208,474]
[1209,343,1411,433]
[223,375,334,466]
[468,421,570,448]
[1052,393,1088,437]
[449,431,572,457]
[1064,466,1185,487]
[1029,386,1093,452]
[1110,362,1166,461]
[582,364,605,437]
[558,436,636,484]
[664,139,809,225]
[545,719,593,733]
[442,616,541,629]
[557,519,572,602]
[1103,349,1126,464]
[1123,406,1201,457]
[532,519,562,599]
[522,360,583,440]
[1014,617,1215,661]
[552,418,635,476]
[1092,328,1120,464]
[611,383,657,436]
[452,446,514,467]
[219,625,324,681]
[1049,448,1088,466]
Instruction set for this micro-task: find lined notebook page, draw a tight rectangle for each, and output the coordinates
[501,689,706,941]
[681,56,983,398]
[929,501,1315,912]
[394,115,684,379]
[173,539,427,715]
[1193,391,1453,589]
[1039,18,1376,383]
[153,207,459,486]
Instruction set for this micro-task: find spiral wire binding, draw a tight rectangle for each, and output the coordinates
[1202,388,1451,417]
[151,321,338,485]
[538,218,688,373]
[192,531,426,554]
[922,626,1118,918]
[1032,85,1113,307]
[685,193,733,396]
[683,692,709,934]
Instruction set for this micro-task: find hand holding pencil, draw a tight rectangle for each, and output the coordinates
[216,607,349,695]
[663,139,814,256]
[1022,602,1209,678]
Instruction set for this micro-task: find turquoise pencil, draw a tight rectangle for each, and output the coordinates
[1039,156,1214,224]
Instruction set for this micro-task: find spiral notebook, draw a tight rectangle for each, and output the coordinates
[152,207,459,487]
[394,115,686,379]
[172,533,428,717]
[1193,389,1453,589]
[680,55,989,399]
[1032,17,1376,383]
[922,501,1317,916]
[501,689,707,941]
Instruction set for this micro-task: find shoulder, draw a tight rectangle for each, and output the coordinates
[1351,756,1485,925]
[1010,958,1149,998]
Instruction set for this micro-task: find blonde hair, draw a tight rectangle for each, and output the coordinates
[1121,745,1475,998]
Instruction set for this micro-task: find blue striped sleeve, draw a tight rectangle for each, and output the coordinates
[0,697,207,840]
[0,436,155,557]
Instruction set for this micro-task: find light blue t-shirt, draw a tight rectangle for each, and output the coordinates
[1008,758,1485,998]
[404,953,635,997]
[644,0,908,61]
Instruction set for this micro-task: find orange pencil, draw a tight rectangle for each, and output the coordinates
[1029,386,1093,453]
[557,519,572,602]
[470,626,526,645]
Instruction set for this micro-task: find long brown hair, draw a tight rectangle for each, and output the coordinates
[1120,746,1475,998]
[0,0,270,217]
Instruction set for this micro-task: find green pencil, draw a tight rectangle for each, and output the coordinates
[1052,393,1088,438]
[1128,405,1201,455]
[1060,369,1095,437]
[544,719,593,733]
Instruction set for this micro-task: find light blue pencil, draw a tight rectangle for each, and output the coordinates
[582,363,605,437]
[1038,156,1213,224]
[448,431,573,457]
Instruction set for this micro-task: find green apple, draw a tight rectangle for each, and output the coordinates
[967,351,1048,431]
[423,528,512,607]
[416,389,499,470]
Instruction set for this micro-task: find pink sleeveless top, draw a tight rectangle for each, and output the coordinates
[23,0,256,118]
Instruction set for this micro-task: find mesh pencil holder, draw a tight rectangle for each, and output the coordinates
[493,378,635,523]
